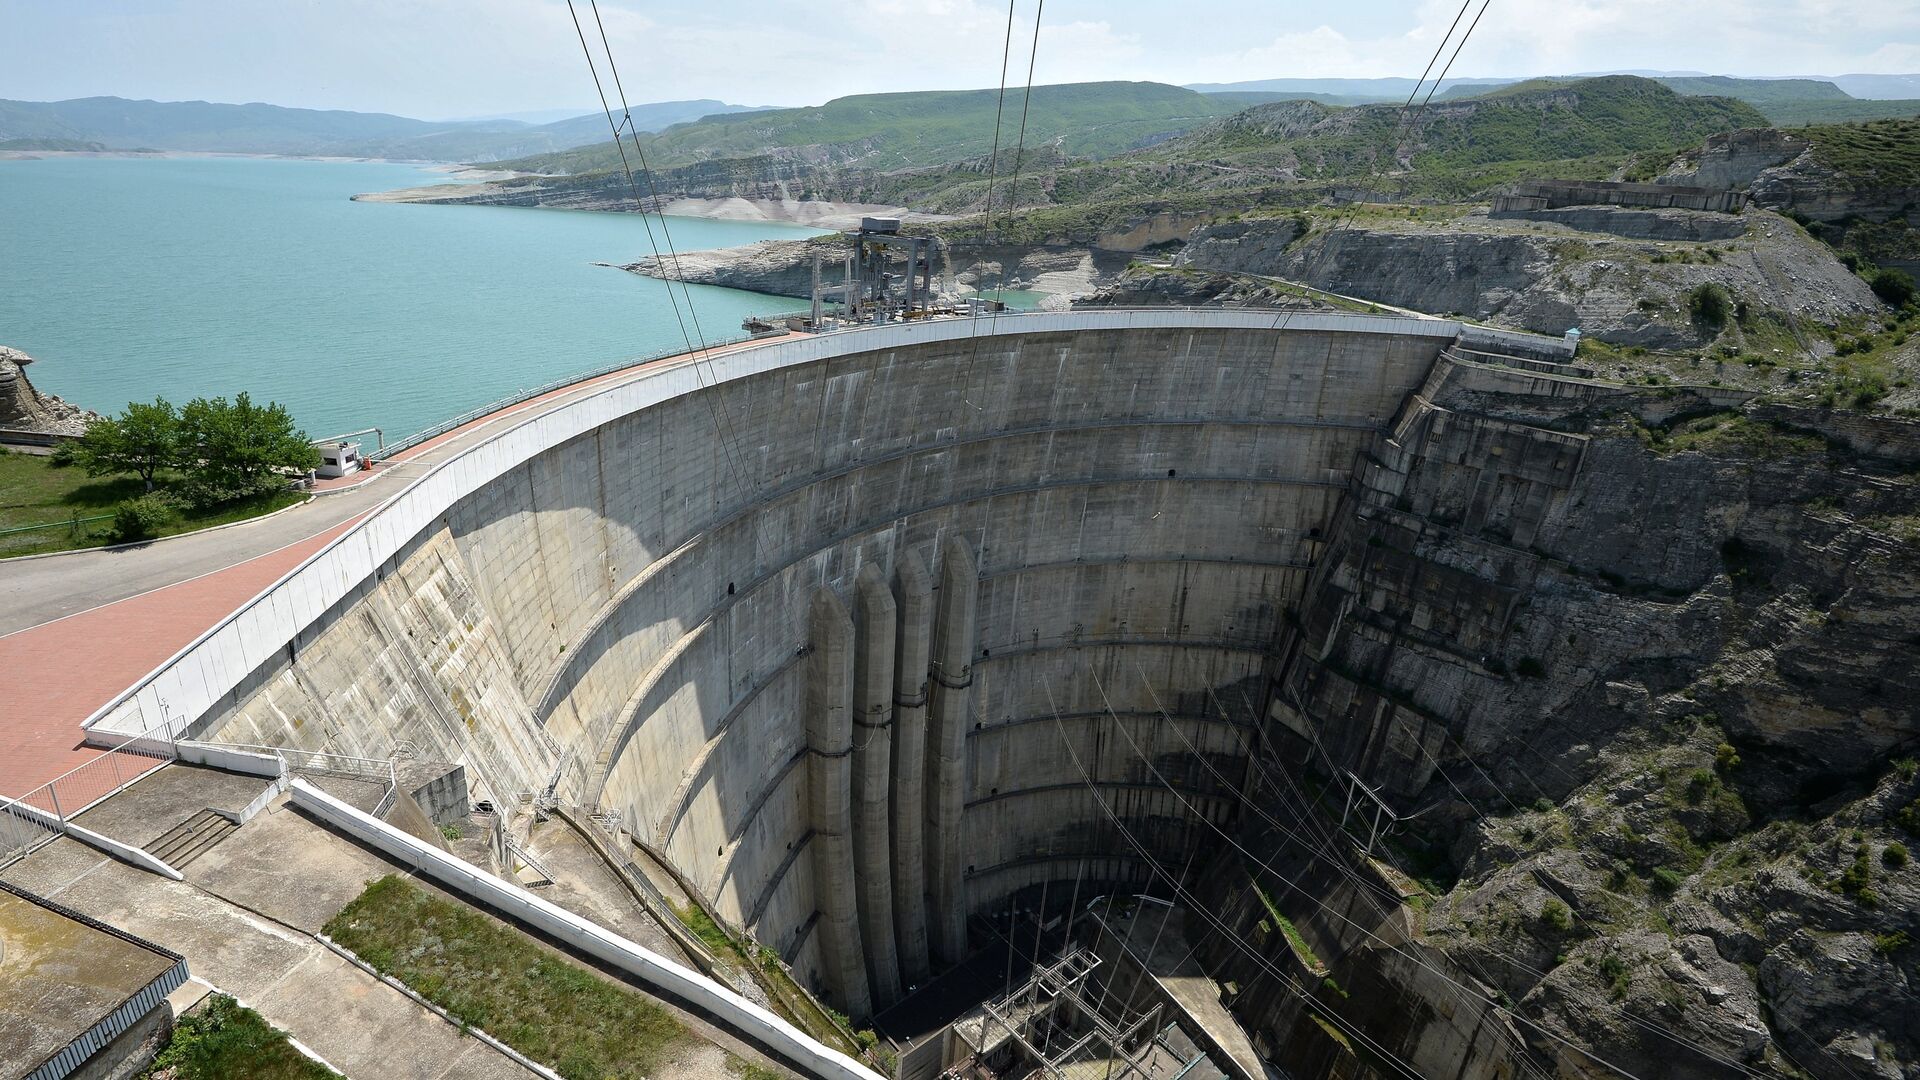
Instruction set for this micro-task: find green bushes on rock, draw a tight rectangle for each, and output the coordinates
[1869,266,1916,308]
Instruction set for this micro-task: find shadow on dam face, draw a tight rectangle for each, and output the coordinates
[182,315,1459,1018]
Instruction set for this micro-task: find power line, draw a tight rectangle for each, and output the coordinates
[991,0,1046,323]
[1088,661,1801,1080]
[565,0,767,562]
[1038,681,1436,1080]
[958,0,1023,413]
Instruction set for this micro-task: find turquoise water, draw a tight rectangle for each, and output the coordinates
[0,156,824,442]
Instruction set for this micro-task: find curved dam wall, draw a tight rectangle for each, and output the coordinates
[85,310,1457,1018]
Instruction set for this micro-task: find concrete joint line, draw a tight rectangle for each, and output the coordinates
[931,672,973,690]
[808,745,856,759]
[852,717,894,730]
[892,693,927,708]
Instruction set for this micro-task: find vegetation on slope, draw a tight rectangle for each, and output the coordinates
[324,875,694,1080]
[1801,118,1920,188]
[496,81,1240,175]
[141,994,339,1079]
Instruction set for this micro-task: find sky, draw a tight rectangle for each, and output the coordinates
[2,0,1917,119]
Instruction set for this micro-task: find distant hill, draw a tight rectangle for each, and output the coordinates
[0,96,767,161]
[1437,76,1920,126]
[1186,77,1516,99]
[492,81,1243,175]
[1201,90,1390,108]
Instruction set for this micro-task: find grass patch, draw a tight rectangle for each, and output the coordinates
[323,875,691,1080]
[141,994,339,1079]
[1636,413,1829,459]
[726,1052,786,1080]
[0,450,303,557]
[1254,883,1327,973]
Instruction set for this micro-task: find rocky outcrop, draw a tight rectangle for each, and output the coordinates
[1167,210,1881,348]
[0,345,97,437]
[1660,129,1810,192]
[619,236,849,299]
[1262,351,1920,1077]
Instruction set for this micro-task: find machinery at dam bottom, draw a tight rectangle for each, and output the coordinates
[10,308,1914,1080]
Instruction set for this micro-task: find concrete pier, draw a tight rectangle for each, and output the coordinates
[889,550,934,988]
[851,565,904,1007]
[807,589,871,1019]
[925,536,978,968]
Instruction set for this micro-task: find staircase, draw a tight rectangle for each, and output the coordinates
[147,809,237,869]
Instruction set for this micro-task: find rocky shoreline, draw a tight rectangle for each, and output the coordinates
[0,345,98,437]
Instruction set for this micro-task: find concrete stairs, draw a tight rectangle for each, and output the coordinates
[147,809,237,869]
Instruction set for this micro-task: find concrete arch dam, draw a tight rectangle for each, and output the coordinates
[96,310,1462,1020]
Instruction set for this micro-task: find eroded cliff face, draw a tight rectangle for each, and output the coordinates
[1165,209,1881,348]
[1255,350,1920,1078]
[0,345,97,436]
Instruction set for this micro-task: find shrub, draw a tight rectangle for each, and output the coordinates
[1715,742,1742,773]
[1871,267,1917,308]
[1686,769,1718,803]
[1651,867,1685,895]
[1541,898,1574,933]
[1689,284,1733,329]
[112,493,177,542]
[1873,930,1911,955]
[1515,657,1547,678]
[1884,842,1909,869]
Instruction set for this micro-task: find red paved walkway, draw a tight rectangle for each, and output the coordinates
[0,517,360,797]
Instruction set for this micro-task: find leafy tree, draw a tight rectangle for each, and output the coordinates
[179,392,320,505]
[71,398,181,490]
[1688,284,1733,329]
[1870,267,1916,308]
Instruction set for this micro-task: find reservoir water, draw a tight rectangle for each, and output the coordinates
[0,156,826,443]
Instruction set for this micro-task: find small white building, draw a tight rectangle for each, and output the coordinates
[315,441,364,479]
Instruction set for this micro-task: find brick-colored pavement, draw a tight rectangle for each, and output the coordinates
[0,517,360,797]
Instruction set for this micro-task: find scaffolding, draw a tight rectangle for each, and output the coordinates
[944,945,1211,1080]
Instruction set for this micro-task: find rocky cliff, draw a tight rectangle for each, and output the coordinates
[0,345,97,437]
[1159,208,1880,349]
[1237,350,1920,1078]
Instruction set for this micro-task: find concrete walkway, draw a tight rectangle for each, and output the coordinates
[2,796,543,1080]
[0,336,784,797]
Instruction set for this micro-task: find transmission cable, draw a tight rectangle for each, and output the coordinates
[564,0,760,526]
[1086,662,1792,1080]
[1039,682,1439,1080]
[958,0,1022,413]
[1185,673,1792,1080]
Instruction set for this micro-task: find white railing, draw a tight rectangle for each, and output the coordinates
[0,720,179,868]
[375,334,757,462]
[219,744,400,817]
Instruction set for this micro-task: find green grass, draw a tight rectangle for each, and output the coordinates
[1802,118,1920,189]
[141,994,339,1079]
[1637,413,1831,458]
[495,81,1238,175]
[0,450,304,557]
[1253,883,1327,973]
[323,875,692,1080]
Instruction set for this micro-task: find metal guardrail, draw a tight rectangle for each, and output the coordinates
[373,334,758,462]
[222,744,400,817]
[0,721,178,867]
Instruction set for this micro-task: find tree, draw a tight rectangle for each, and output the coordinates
[179,392,320,505]
[71,398,181,491]
[1870,267,1916,309]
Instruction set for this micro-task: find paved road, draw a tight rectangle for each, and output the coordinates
[0,336,781,638]
[0,338,779,796]
[0,464,410,637]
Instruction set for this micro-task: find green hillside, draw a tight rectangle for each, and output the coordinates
[491,81,1239,174]
[1441,75,1920,126]
[1801,118,1920,188]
